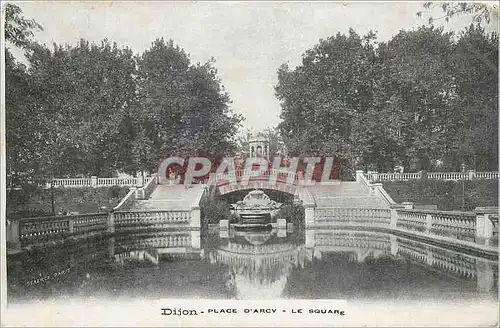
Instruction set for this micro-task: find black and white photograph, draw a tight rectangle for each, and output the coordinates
[1,1,499,326]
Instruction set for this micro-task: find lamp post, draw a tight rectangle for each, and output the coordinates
[461,163,466,211]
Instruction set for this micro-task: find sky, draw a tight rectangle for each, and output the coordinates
[7,1,499,135]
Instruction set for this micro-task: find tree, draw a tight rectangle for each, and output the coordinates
[25,39,138,177]
[373,26,456,171]
[445,25,498,171]
[275,25,497,174]
[135,38,243,170]
[4,3,43,49]
[417,2,498,25]
[275,29,379,171]
[5,4,44,188]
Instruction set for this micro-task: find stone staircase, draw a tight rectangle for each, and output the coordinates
[128,184,205,211]
[308,181,389,209]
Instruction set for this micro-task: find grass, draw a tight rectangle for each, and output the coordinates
[7,186,130,219]
[382,179,498,211]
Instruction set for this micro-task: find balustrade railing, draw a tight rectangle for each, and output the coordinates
[113,210,192,231]
[315,207,392,226]
[429,210,476,242]
[367,172,422,182]
[13,213,109,247]
[395,209,478,242]
[396,210,427,232]
[214,168,299,185]
[365,170,498,182]
[50,176,152,188]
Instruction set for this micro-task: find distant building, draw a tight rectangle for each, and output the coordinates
[248,134,270,160]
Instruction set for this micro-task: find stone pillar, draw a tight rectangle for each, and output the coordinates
[219,219,229,230]
[68,218,74,234]
[390,209,398,229]
[107,212,115,233]
[190,207,201,228]
[219,229,229,239]
[390,235,398,256]
[425,213,433,233]
[305,229,315,248]
[209,173,217,184]
[91,176,98,187]
[426,249,434,265]
[402,202,414,210]
[304,206,315,227]
[475,213,493,245]
[190,230,201,249]
[355,170,364,182]
[277,229,286,238]
[6,220,21,251]
[108,236,115,258]
[468,170,476,180]
[137,175,144,187]
[371,171,379,182]
[476,261,494,293]
[277,218,286,229]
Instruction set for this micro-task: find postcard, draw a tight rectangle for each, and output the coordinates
[1,1,498,327]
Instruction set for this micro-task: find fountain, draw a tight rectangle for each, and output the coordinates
[230,189,282,231]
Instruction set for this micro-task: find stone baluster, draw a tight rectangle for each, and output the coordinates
[91,176,98,187]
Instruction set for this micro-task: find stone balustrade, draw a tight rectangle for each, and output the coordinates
[50,176,152,189]
[365,170,498,182]
[214,168,299,185]
[395,210,428,232]
[7,213,110,248]
[315,207,392,226]
[7,208,198,251]
[113,210,192,231]
[310,201,497,251]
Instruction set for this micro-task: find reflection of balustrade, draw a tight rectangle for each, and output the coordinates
[307,229,494,287]
[397,238,479,279]
[314,231,392,251]
[113,232,192,252]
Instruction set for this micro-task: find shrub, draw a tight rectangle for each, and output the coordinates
[275,203,305,229]
[383,179,498,211]
[200,198,232,225]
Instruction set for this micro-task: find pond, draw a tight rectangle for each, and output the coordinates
[6,226,498,303]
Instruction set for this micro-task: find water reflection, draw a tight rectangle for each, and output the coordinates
[207,228,307,299]
[7,227,498,303]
